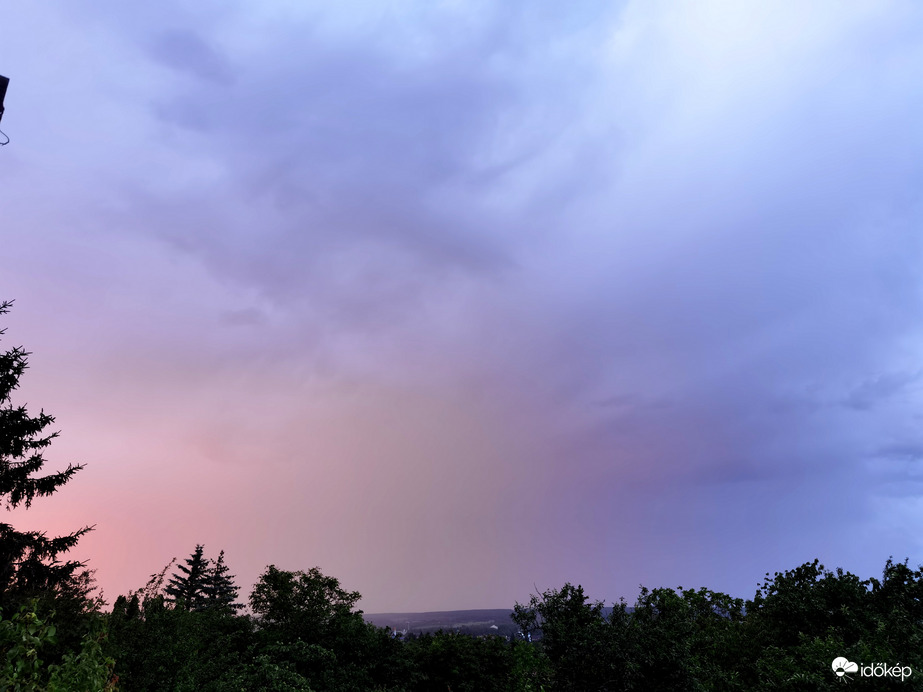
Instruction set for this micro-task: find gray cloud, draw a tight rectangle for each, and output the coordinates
[131,22,544,325]
[875,442,923,462]
[842,371,922,411]
[149,30,235,86]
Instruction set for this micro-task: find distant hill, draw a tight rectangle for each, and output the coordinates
[364,609,519,638]
[365,606,622,639]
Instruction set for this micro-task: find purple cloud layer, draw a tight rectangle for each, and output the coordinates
[2,1,923,611]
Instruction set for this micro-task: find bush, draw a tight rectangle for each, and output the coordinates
[0,599,116,691]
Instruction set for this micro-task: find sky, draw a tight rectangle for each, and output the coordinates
[2,0,923,613]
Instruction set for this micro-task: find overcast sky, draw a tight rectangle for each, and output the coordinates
[2,0,923,612]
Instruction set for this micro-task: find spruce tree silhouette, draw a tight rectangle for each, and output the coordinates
[0,300,91,605]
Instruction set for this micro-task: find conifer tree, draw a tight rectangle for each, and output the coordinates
[204,550,241,612]
[0,300,91,604]
[165,544,210,611]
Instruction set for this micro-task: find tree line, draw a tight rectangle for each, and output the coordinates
[1,300,922,690]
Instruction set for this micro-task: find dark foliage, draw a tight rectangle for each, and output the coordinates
[513,582,618,690]
[103,555,923,691]
[402,630,514,692]
[0,300,108,686]
[204,549,242,612]
[0,301,91,608]
[249,564,409,690]
[165,546,243,614]
[165,545,210,612]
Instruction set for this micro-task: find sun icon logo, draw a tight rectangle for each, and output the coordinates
[832,657,858,681]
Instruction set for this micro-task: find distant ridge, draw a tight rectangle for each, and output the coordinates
[364,609,517,637]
